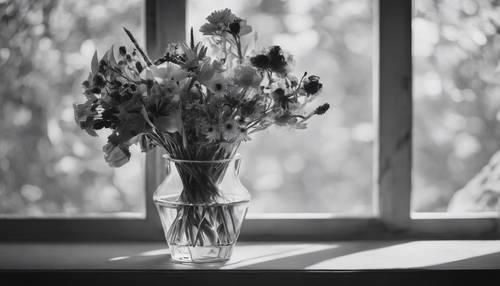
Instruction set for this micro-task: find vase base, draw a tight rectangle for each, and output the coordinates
[170,245,234,263]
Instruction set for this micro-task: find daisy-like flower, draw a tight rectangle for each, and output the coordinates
[250,46,293,76]
[233,65,262,88]
[200,122,220,142]
[207,75,230,97]
[200,9,236,35]
[207,9,236,26]
[235,126,251,142]
[221,120,239,141]
[200,9,252,38]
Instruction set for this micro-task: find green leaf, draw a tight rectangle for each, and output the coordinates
[105,45,117,67]
[91,51,98,74]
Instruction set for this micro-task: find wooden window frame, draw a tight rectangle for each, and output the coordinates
[0,0,499,241]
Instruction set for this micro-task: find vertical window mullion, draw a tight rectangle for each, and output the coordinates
[144,0,186,232]
[376,0,412,229]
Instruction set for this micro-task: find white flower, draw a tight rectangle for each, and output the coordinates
[163,79,181,95]
[141,62,187,84]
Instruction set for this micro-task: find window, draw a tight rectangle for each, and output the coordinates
[188,0,374,215]
[0,0,145,217]
[1,0,499,241]
[413,0,500,216]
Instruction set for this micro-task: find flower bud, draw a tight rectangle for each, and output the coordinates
[314,103,330,115]
[303,75,323,95]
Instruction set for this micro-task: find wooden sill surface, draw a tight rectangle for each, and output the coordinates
[2,241,500,285]
[1,240,500,270]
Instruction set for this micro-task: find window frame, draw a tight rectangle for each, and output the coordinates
[1,0,499,241]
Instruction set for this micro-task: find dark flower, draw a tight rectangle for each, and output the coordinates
[250,46,289,75]
[92,119,112,130]
[303,75,323,95]
[101,107,119,120]
[268,46,288,74]
[250,54,270,69]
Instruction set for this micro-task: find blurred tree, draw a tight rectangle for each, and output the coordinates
[1,0,376,215]
[414,0,500,212]
[0,0,144,216]
[189,0,374,214]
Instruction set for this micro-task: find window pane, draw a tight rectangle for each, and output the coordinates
[0,0,145,217]
[413,0,500,214]
[188,0,374,214]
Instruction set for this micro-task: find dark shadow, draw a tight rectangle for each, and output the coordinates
[232,241,404,269]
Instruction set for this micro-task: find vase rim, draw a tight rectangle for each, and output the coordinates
[162,153,241,164]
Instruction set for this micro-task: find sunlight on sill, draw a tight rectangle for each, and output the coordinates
[306,241,500,270]
[411,212,499,219]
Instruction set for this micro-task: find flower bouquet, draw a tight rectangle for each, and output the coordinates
[74,9,328,262]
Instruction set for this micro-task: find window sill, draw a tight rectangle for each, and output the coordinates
[1,241,500,285]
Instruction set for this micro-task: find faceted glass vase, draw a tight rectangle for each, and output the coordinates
[154,155,250,263]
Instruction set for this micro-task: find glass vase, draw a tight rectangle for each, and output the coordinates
[153,154,250,263]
